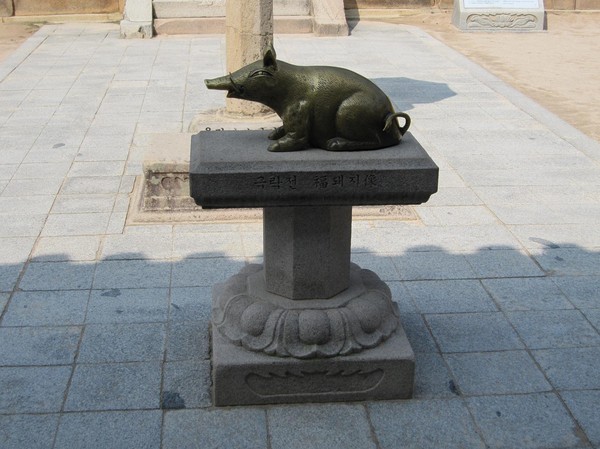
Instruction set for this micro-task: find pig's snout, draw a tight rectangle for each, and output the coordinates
[205,74,245,98]
[204,75,231,91]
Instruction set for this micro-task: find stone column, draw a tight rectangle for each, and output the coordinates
[225,0,273,115]
[0,0,14,17]
[263,206,352,299]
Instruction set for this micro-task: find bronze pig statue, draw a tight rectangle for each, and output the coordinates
[205,46,410,152]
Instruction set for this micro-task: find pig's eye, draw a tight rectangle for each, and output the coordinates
[250,70,273,78]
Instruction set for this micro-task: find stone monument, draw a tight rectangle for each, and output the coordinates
[190,50,438,406]
[452,0,545,31]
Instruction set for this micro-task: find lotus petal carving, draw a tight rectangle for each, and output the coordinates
[212,264,400,359]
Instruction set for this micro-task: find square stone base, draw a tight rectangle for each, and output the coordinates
[211,324,415,406]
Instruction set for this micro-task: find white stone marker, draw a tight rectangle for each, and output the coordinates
[452,0,545,31]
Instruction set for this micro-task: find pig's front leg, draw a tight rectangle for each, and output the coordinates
[268,101,310,152]
[268,126,286,140]
[268,132,309,152]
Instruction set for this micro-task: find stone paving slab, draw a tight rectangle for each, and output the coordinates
[0,20,599,449]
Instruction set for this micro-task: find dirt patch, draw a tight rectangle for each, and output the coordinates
[378,10,600,142]
[0,22,39,62]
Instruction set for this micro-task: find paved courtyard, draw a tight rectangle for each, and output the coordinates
[0,21,599,449]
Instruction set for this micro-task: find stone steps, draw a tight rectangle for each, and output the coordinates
[153,0,311,19]
[153,0,313,34]
[154,15,314,34]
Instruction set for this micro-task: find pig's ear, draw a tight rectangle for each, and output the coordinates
[263,45,278,70]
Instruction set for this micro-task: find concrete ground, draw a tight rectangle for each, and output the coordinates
[2,11,600,141]
[0,19,600,449]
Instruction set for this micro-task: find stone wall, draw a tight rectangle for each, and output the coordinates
[3,0,123,16]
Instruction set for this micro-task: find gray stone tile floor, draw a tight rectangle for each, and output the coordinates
[0,21,599,449]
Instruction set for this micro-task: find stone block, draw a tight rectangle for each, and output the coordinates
[93,260,171,289]
[122,0,151,21]
[3,291,88,326]
[154,0,226,18]
[212,322,414,406]
[534,347,600,390]
[120,17,153,39]
[20,261,95,291]
[65,362,161,411]
[162,409,267,449]
[14,0,119,15]
[369,399,486,449]
[156,16,313,36]
[0,0,14,17]
[167,320,211,361]
[561,391,600,446]
[170,287,213,323]
[87,288,170,324]
[452,0,546,31]
[268,404,376,449]
[482,277,572,311]
[55,411,162,449]
[445,351,551,395]
[153,0,309,18]
[121,0,154,39]
[0,264,25,293]
[274,15,313,33]
[506,310,600,349]
[0,326,81,366]
[426,312,523,353]
[0,366,71,413]
[190,130,438,209]
[142,133,195,212]
[312,0,349,36]
[576,0,600,8]
[0,415,59,449]
[275,0,310,15]
[344,0,434,7]
[545,0,575,8]
[171,257,247,287]
[466,394,584,449]
[413,352,457,398]
[77,323,166,363]
[406,279,497,314]
[162,360,211,408]
[211,259,413,405]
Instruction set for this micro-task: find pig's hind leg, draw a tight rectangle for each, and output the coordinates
[329,94,398,151]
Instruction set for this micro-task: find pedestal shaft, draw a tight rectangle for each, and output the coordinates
[263,205,352,299]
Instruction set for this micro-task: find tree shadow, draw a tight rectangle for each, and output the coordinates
[0,241,598,440]
[372,77,457,112]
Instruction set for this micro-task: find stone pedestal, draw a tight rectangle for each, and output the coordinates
[190,130,438,406]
